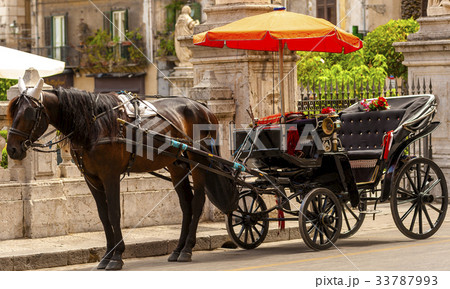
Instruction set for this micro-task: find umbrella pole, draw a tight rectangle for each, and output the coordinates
[278,40,285,124]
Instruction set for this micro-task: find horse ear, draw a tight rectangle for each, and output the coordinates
[30,78,44,99]
[18,77,26,94]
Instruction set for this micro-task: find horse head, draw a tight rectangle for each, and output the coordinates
[7,78,50,160]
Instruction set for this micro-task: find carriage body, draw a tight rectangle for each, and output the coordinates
[226,94,448,250]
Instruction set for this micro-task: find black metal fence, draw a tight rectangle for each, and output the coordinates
[297,78,434,159]
[298,78,433,115]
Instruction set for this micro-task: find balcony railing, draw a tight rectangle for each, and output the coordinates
[31,46,80,68]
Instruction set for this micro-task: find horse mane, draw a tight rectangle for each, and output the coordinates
[7,95,23,123]
[56,87,120,149]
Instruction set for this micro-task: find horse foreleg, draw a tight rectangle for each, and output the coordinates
[102,176,125,270]
[86,179,115,270]
[167,165,193,262]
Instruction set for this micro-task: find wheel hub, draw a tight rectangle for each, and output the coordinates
[420,193,434,204]
[320,213,334,225]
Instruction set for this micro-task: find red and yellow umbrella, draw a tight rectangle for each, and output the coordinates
[193,8,363,119]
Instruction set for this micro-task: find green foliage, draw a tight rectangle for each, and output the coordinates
[80,28,146,69]
[0,79,18,101]
[363,18,419,79]
[297,18,419,92]
[0,130,7,169]
[156,31,176,57]
[297,50,388,96]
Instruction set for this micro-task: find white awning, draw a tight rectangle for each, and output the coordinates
[0,46,65,79]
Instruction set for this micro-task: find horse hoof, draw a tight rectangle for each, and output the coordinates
[105,260,124,270]
[177,252,192,262]
[168,252,180,262]
[97,258,111,270]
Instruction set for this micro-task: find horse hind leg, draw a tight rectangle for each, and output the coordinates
[167,165,194,262]
[177,166,207,262]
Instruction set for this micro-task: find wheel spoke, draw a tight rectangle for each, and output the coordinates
[422,204,435,229]
[397,187,416,198]
[401,201,417,222]
[312,226,319,243]
[252,225,262,238]
[421,164,431,191]
[416,164,422,192]
[232,220,244,227]
[319,226,324,244]
[249,196,256,212]
[244,227,249,244]
[406,171,419,195]
[344,202,360,220]
[342,208,351,231]
[397,198,416,205]
[237,225,245,239]
[311,199,319,214]
[422,179,441,195]
[249,227,256,243]
[425,203,443,214]
[317,195,323,212]
[409,204,419,231]
[326,223,338,233]
[242,197,249,213]
[322,196,328,212]
[418,203,423,234]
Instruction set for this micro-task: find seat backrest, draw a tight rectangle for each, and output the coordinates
[339,109,406,151]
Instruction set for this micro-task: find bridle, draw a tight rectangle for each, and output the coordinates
[9,92,49,151]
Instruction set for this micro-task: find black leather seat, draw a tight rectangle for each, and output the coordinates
[339,109,406,160]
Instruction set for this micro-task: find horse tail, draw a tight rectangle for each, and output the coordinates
[197,108,238,214]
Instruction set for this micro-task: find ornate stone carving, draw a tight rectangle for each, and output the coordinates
[428,0,450,15]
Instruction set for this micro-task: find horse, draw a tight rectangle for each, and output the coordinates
[7,78,235,270]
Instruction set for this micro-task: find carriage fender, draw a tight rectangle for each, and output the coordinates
[380,121,440,202]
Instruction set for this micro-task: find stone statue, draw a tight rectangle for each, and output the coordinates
[174,5,199,67]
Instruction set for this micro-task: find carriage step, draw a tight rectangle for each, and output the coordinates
[359,210,381,215]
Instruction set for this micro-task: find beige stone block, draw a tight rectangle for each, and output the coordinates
[0,183,22,201]
[67,249,90,265]
[13,252,68,271]
[123,241,168,259]
[266,227,290,242]
[0,200,23,240]
[193,236,210,251]
[0,257,13,271]
[125,175,173,192]
[122,190,183,228]
[67,195,102,233]
[289,226,301,240]
[24,198,68,238]
[0,169,10,182]
[62,179,91,197]
[210,234,231,249]
[22,180,64,200]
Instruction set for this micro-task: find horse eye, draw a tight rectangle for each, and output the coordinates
[24,107,37,121]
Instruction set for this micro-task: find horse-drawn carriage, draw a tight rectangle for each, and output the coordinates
[226,93,447,250]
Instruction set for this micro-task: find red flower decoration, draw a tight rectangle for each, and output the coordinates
[321,107,336,114]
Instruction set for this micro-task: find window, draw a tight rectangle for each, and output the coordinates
[112,10,127,42]
[44,15,67,60]
[52,16,65,60]
[317,0,337,25]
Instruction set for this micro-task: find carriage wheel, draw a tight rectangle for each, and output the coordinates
[299,188,342,250]
[390,157,448,239]
[339,192,367,239]
[225,190,269,249]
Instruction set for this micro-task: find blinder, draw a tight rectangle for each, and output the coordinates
[24,106,38,121]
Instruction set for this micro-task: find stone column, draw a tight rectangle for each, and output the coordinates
[394,14,450,177]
